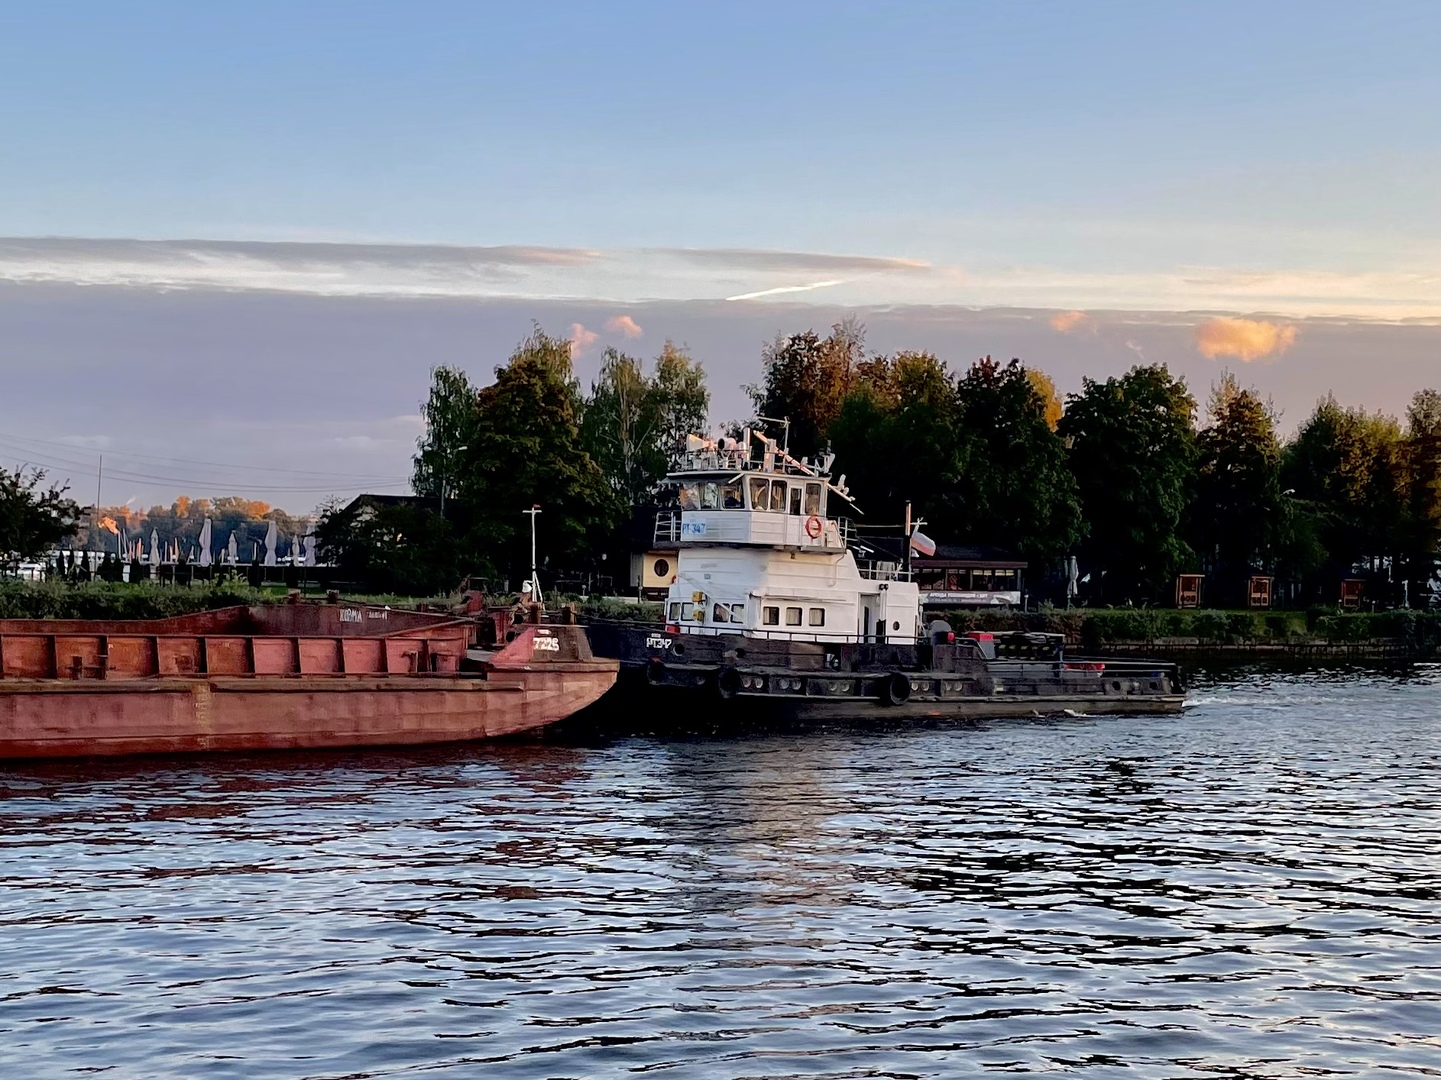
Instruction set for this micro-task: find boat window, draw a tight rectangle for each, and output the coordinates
[785,606,802,626]
[713,602,727,623]
[789,485,802,515]
[668,602,681,622]
[680,602,695,620]
[747,477,768,509]
[769,480,787,512]
[730,604,745,624]
[677,483,700,511]
[808,607,825,626]
[721,482,744,509]
[700,482,719,510]
[762,606,780,625]
[804,483,822,515]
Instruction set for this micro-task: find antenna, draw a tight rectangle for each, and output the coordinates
[523,505,543,605]
[755,415,791,455]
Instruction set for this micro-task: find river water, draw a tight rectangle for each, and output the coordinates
[2,669,1440,1079]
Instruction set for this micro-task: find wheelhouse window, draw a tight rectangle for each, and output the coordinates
[721,482,744,509]
[804,483,822,515]
[668,602,681,622]
[712,602,728,623]
[808,607,825,626]
[789,486,803,515]
[769,480,787,512]
[680,602,695,620]
[700,481,719,510]
[747,477,768,509]
[762,606,780,625]
[678,483,699,510]
[785,606,803,626]
[730,604,745,624]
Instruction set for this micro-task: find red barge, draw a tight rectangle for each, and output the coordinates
[0,603,616,759]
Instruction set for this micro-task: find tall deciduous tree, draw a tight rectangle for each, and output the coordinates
[1402,388,1441,596]
[580,341,709,503]
[0,467,81,570]
[952,357,1082,564]
[413,365,480,504]
[1282,395,1403,594]
[1190,373,1284,602]
[829,351,963,528]
[747,319,866,458]
[1059,365,1197,603]
[450,328,618,579]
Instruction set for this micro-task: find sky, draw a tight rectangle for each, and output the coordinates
[1,2,1439,510]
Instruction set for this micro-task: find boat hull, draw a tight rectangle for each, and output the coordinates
[0,612,617,760]
[584,622,1185,726]
[0,668,616,759]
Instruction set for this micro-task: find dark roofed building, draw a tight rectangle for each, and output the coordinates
[913,544,1026,608]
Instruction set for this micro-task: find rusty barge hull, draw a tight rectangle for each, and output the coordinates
[0,605,616,760]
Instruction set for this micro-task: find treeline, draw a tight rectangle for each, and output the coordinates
[317,328,708,595]
[315,321,1441,607]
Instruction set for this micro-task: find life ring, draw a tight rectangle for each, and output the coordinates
[804,515,823,539]
[880,671,911,707]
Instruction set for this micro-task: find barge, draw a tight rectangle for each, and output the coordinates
[587,431,1184,721]
[0,602,616,759]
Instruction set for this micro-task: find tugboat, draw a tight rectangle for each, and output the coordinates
[585,431,1184,721]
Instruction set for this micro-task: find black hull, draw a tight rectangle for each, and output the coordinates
[582,622,1186,728]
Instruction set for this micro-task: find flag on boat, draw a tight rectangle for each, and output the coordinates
[909,529,937,557]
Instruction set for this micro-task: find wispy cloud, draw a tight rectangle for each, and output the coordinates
[3,237,1441,320]
[1195,317,1298,362]
[605,314,643,338]
[726,280,844,302]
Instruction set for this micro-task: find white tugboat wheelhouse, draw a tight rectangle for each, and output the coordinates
[653,431,922,645]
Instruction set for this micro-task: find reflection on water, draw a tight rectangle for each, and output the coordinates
[3,668,1441,1078]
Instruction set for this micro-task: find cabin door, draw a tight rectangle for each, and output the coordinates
[861,595,879,642]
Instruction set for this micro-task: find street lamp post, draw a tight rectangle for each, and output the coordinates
[439,444,468,517]
[523,504,542,604]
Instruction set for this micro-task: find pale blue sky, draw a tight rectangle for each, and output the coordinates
[3,1,1440,310]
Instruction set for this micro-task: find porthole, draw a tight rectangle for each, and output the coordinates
[653,557,670,578]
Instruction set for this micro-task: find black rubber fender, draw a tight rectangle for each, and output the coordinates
[714,666,742,700]
[880,671,911,707]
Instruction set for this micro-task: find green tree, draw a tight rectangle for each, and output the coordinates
[0,467,82,570]
[1282,395,1403,596]
[746,319,866,458]
[952,356,1082,564]
[829,351,964,529]
[1059,365,1197,603]
[1190,373,1284,603]
[580,341,710,503]
[1401,388,1441,597]
[450,328,619,581]
[412,365,480,506]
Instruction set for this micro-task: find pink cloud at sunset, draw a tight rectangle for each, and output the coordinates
[605,314,644,338]
[567,322,598,355]
[1049,310,1094,333]
[1194,317,1298,363]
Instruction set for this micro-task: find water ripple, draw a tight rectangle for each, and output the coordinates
[2,668,1441,1077]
